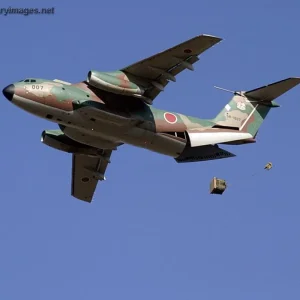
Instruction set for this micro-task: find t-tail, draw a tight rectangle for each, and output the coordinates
[212,77,300,140]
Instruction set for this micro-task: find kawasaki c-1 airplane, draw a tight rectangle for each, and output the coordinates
[3,34,300,202]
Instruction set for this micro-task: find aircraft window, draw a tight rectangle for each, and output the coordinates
[30,79,36,82]
[24,79,29,82]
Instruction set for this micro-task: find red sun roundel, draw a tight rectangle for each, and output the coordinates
[164,112,177,124]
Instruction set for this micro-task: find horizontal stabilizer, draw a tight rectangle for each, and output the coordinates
[175,144,235,163]
[244,77,300,102]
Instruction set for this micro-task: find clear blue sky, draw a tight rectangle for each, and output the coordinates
[1,0,300,299]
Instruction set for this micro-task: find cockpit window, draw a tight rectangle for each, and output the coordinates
[19,78,37,83]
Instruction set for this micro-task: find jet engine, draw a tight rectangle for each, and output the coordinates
[41,129,104,157]
[86,70,153,104]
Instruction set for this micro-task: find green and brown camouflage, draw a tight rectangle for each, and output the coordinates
[213,93,273,137]
[3,33,300,202]
[11,76,294,138]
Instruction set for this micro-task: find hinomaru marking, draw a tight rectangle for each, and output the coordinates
[164,112,178,124]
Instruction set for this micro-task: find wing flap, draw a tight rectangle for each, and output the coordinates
[71,150,112,203]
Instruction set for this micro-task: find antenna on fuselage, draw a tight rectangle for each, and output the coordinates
[214,86,243,97]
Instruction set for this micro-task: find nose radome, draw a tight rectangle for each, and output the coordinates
[2,84,15,101]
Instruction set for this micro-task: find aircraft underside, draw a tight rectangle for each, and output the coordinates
[13,92,243,162]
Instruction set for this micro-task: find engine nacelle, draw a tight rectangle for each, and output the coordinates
[87,70,145,97]
[41,130,105,157]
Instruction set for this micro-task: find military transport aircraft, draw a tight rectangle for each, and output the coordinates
[3,34,300,202]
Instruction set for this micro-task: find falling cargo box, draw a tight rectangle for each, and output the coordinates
[210,177,227,195]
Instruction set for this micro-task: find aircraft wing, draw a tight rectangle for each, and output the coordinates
[71,150,112,203]
[121,34,222,101]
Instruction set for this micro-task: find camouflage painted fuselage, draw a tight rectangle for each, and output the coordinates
[7,78,222,158]
[4,74,298,166]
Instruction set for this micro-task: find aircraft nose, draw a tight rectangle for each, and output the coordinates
[2,84,15,101]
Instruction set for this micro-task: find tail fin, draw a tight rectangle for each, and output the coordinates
[213,77,300,137]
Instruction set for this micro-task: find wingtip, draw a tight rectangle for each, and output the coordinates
[287,77,300,85]
[201,34,223,42]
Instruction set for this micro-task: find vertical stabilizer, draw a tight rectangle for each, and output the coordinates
[213,77,300,136]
